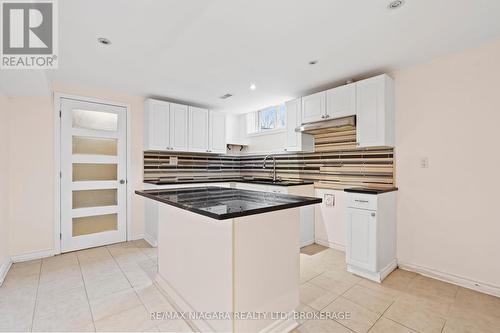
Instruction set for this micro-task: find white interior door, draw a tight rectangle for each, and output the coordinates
[60,98,127,252]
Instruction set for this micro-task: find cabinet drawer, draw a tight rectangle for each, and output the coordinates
[267,186,287,194]
[347,193,377,210]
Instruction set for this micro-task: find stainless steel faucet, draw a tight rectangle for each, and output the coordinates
[263,155,278,182]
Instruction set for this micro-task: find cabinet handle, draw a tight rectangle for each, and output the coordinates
[371,212,376,217]
[321,114,325,119]
[355,199,369,203]
[325,114,330,118]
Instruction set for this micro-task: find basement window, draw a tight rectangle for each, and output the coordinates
[246,104,285,134]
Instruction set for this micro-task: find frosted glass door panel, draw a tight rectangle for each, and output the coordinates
[73,164,117,181]
[73,189,117,209]
[72,214,118,236]
[72,109,118,131]
[73,136,117,155]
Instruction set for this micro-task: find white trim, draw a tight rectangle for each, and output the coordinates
[259,312,298,333]
[347,259,397,283]
[398,261,500,298]
[130,233,145,241]
[144,233,158,247]
[10,249,57,263]
[155,274,213,332]
[246,128,285,138]
[0,258,12,286]
[300,239,315,248]
[53,93,132,255]
[315,239,346,252]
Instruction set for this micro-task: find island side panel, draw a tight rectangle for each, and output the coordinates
[233,208,300,333]
[157,204,234,332]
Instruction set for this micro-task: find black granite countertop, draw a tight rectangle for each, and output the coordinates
[144,178,314,187]
[344,187,398,194]
[135,186,322,220]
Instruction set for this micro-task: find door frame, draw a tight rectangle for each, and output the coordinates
[53,93,132,255]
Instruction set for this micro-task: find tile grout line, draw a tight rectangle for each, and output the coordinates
[29,260,43,332]
[105,245,158,330]
[76,252,97,332]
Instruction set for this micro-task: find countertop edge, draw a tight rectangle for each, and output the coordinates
[143,179,315,187]
[135,189,322,220]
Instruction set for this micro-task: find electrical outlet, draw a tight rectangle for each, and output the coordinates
[324,194,335,207]
[169,156,178,166]
[420,157,429,168]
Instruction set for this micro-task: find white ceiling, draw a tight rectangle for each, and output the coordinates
[4,0,500,112]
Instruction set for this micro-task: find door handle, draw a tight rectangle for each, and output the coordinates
[119,179,126,184]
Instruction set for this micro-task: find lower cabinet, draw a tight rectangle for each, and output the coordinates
[345,191,397,282]
[346,208,376,271]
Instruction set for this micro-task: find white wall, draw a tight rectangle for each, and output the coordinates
[226,113,287,155]
[0,97,10,274]
[7,97,55,256]
[393,39,500,290]
[2,85,146,258]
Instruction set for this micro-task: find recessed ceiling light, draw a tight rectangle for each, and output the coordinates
[309,60,319,65]
[250,83,256,90]
[220,93,233,99]
[388,0,405,9]
[97,37,111,45]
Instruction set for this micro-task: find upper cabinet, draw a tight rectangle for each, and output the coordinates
[144,99,226,153]
[188,106,209,153]
[301,91,326,123]
[285,98,314,152]
[356,74,394,148]
[144,99,170,151]
[209,111,227,154]
[326,82,356,119]
[300,74,394,148]
[169,103,189,151]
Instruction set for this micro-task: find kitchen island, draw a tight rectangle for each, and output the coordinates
[135,187,322,333]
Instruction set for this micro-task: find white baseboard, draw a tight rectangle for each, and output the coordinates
[300,239,315,248]
[259,312,298,333]
[155,274,215,332]
[144,233,158,247]
[130,233,145,241]
[0,258,12,286]
[398,261,500,298]
[315,239,345,252]
[10,248,56,263]
[347,259,397,283]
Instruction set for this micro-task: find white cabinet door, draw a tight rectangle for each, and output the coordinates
[346,208,377,271]
[144,99,170,151]
[301,91,326,124]
[356,74,394,147]
[234,183,268,192]
[209,111,227,154]
[188,106,209,153]
[326,83,356,119]
[267,186,287,194]
[285,98,301,151]
[169,103,189,151]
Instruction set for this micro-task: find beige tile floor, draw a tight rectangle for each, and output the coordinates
[1,241,499,332]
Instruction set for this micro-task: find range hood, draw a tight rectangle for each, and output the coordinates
[296,115,356,134]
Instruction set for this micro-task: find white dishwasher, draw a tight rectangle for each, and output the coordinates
[345,189,397,282]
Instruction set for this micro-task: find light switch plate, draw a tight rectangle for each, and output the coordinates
[169,157,178,166]
[420,157,429,168]
[324,194,335,207]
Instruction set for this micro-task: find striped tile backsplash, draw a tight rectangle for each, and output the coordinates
[144,128,395,190]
